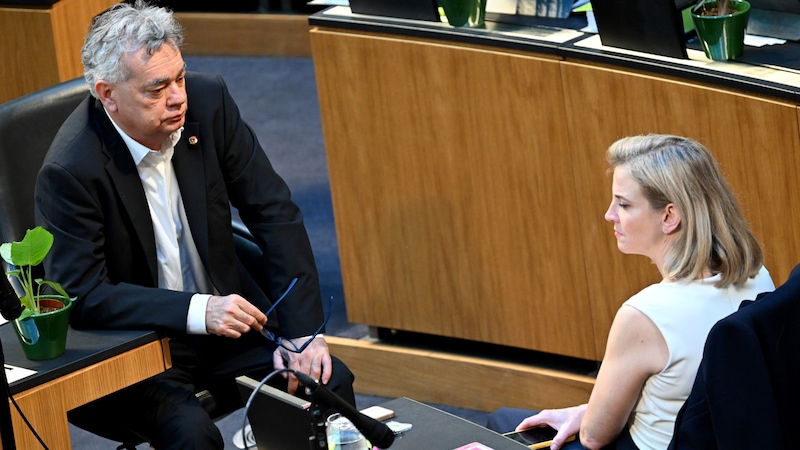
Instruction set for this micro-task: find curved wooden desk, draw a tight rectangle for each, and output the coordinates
[309,7,800,410]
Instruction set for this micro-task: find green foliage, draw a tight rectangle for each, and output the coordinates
[0,226,71,318]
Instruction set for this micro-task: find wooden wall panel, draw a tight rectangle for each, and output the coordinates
[0,0,115,104]
[50,0,116,79]
[175,13,311,57]
[312,29,597,359]
[561,61,800,357]
[0,6,60,104]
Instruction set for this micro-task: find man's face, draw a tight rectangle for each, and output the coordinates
[98,44,187,150]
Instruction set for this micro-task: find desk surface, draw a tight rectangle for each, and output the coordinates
[1,323,169,449]
[1,322,162,394]
[381,397,527,449]
[309,6,800,103]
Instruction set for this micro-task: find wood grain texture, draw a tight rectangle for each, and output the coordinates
[50,0,116,79]
[311,29,596,359]
[327,336,594,412]
[312,26,800,364]
[8,339,170,449]
[175,13,311,57]
[561,61,800,357]
[0,0,115,104]
[0,6,59,104]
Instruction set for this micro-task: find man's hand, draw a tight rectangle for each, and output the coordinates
[205,294,268,338]
[273,337,332,394]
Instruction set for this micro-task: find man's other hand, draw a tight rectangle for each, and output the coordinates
[273,337,332,394]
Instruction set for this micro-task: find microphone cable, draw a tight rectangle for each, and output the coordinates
[240,368,296,450]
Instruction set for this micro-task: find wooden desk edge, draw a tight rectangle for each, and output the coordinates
[327,336,595,413]
[9,338,170,449]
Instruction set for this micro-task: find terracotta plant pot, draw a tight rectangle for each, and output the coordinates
[13,296,72,360]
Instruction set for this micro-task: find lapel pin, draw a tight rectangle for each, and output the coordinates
[188,136,198,146]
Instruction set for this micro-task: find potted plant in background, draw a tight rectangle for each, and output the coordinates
[439,0,487,27]
[1,226,73,360]
[691,0,751,60]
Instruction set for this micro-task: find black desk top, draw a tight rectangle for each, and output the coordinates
[381,397,527,450]
[309,6,800,103]
[0,323,161,394]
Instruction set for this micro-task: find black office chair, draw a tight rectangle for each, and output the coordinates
[0,78,259,449]
[0,77,88,247]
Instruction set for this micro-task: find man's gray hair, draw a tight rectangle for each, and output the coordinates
[82,0,184,98]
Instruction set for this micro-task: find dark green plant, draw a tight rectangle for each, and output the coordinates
[1,226,71,318]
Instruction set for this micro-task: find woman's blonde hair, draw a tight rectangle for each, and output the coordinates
[607,134,762,287]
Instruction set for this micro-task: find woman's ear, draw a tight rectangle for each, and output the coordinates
[662,204,681,235]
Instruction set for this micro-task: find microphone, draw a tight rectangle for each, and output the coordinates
[293,370,395,449]
[0,275,22,321]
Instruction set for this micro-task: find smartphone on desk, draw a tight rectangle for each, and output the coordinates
[502,426,575,449]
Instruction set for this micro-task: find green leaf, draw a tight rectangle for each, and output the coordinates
[5,268,21,278]
[18,308,32,321]
[19,295,36,314]
[0,242,12,265]
[8,227,53,267]
[37,280,71,303]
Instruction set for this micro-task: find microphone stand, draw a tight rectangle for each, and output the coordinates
[307,400,329,450]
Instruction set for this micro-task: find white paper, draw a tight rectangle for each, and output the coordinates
[573,34,800,88]
[744,34,787,47]
[487,0,517,14]
[308,0,348,5]
[4,364,37,384]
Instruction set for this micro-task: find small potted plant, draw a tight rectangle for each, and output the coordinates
[439,0,486,27]
[691,0,751,60]
[1,226,73,360]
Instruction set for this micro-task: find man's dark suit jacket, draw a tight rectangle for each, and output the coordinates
[34,72,324,340]
[668,264,800,449]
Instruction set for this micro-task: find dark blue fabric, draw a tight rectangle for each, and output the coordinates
[669,264,800,449]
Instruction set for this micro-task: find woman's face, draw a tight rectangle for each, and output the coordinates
[604,166,672,264]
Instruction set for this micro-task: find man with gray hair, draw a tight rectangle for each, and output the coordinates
[34,1,355,448]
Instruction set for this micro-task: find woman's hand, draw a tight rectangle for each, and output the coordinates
[516,404,587,450]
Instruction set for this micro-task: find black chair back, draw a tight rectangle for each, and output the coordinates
[0,78,89,245]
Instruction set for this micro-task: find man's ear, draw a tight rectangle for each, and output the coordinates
[95,81,117,112]
[662,204,681,235]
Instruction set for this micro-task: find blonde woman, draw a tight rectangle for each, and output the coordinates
[488,134,774,450]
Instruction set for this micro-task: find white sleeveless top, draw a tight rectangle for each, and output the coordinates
[623,266,774,450]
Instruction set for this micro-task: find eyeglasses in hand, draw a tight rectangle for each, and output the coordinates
[258,277,333,353]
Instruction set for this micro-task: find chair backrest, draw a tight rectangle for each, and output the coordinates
[0,77,89,246]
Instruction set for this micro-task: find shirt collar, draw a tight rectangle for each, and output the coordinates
[104,109,184,165]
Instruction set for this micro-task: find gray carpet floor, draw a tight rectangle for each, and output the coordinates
[64,55,490,449]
